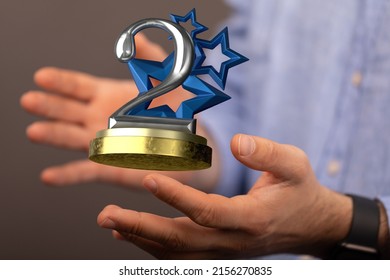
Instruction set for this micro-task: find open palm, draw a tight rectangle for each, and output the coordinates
[21,67,147,186]
[21,34,216,189]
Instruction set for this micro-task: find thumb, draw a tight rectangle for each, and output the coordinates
[230,134,310,180]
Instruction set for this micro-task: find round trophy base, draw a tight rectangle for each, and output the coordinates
[89,128,211,171]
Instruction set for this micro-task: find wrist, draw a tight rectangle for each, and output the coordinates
[321,190,354,257]
[301,187,353,258]
[329,195,389,259]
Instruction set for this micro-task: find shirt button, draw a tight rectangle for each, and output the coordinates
[351,71,363,87]
[327,160,341,177]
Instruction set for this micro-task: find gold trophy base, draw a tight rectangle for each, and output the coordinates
[89,127,211,171]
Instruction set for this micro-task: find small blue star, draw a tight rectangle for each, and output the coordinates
[192,27,249,90]
[126,53,230,119]
[170,9,208,38]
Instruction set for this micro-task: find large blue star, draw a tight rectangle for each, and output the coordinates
[170,9,208,38]
[126,53,230,119]
[192,27,249,90]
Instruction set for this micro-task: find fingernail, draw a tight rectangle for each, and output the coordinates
[144,177,158,193]
[238,134,255,157]
[100,218,116,229]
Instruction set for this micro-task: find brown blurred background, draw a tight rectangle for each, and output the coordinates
[0,0,229,259]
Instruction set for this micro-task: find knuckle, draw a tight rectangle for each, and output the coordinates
[286,145,312,178]
[290,145,309,163]
[164,188,182,206]
[120,233,175,260]
[217,237,251,256]
[122,232,138,243]
[160,228,185,251]
[266,141,278,160]
[131,212,144,236]
[241,212,270,236]
[190,203,219,227]
[261,140,279,168]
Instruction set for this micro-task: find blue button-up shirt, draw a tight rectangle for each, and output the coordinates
[202,0,390,239]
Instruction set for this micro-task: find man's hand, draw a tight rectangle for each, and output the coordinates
[98,134,354,259]
[20,34,179,187]
[21,66,141,186]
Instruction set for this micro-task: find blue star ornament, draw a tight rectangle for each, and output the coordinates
[192,27,249,90]
[123,10,247,120]
[170,9,208,38]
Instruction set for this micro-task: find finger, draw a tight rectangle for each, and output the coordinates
[41,159,145,187]
[230,134,311,180]
[41,160,101,186]
[20,91,87,124]
[98,205,219,251]
[34,67,99,101]
[116,231,220,259]
[114,231,172,259]
[26,121,90,151]
[112,230,126,241]
[142,174,252,229]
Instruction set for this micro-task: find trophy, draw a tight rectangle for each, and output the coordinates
[89,9,248,171]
